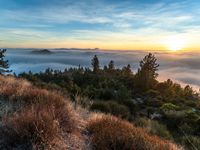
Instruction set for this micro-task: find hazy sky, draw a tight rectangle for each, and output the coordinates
[1,0,200,51]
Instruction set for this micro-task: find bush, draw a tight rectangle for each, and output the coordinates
[119,100,136,115]
[146,98,164,107]
[0,76,76,149]
[179,136,200,150]
[2,106,60,149]
[160,103,180,112]
[134,118,172,140]
[87,116,180,150]
[90,101,130,118]
[150,120,172,140]
[1,97,75,149]
[134,117,149,128]
[145,89,160,98]
[90,101,110,113]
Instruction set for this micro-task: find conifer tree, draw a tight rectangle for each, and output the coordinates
[122,64,132,75]
[108,60,115,70]
[135,53,159,92]
[91,55,99,73]
[0,49,11,74]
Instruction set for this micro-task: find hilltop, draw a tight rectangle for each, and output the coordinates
[17,54,200,150]
[31,49,53,54]
[0,75,182,150]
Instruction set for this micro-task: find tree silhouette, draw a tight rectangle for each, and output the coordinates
[0,49,11,74]
[91,55,99,73]
[108,60,115,70]
[122,64,132,75]
[135,53,159,92]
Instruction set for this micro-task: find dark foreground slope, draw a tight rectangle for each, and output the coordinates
[0,76,182,150]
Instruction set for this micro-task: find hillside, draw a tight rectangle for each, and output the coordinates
[0,75,182,150]
[16,54,200,150]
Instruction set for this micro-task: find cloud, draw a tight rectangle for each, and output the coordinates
[1,1,200,30]
[5,49,200,90]
[1,0,200,49]
[178,77,200,87]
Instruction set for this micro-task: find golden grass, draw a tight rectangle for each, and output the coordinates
[0,76,77,149]
[87,115,183,150]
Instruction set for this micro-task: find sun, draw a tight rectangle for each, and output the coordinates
[164,36,186,52]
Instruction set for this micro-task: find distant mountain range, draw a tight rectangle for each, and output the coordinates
[31,48,100,54]
[54,48,99,51]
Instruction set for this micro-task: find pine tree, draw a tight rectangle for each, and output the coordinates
[108,60,115,70]
[135,53,159,92]
[122,64,132,75]
[0,49,11,74]
[91,55,99,73]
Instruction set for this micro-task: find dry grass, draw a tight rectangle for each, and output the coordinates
[87,115,183,150]
[2,106,61,149]
[0,76,79,149]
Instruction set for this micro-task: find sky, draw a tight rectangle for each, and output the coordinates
[1,0,200,51]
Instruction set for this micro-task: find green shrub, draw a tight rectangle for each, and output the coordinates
[134,118,172,140]
[146,98,164,107]
[179,136,200,150]
[90,101,110,112]
[185,110,200,124]
[119,100,136,115]
[145,89,160,98]
[90,101,130,118]
[160,103,180,112]
[179,123,195,135]
[150,120,172,140]
[134,117,149,128]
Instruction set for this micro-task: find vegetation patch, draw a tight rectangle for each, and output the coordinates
[87,116,181,150]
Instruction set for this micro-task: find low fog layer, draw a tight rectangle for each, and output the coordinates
[6,49,200,90]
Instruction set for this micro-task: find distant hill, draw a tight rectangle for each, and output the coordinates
[55,48,99,51]
[31,49,53,54]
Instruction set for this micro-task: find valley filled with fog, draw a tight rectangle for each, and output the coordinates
[6,49,200,91]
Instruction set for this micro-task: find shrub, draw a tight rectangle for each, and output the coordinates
[87,116,180,150]
[119,100,136,115]
[134,118,172,140]
[0,76,76,149]
[134,117,149,128]
[145,89,160,98]
[179,136,200,150]
[90,101,130,118]
[163,110,186,128]
[1,87,75,131]
[150,120,171,140]
[2,106,60,149]
[179,123,195,135]
[90,101,110,113]
[160,103,180,112]
[146,98,164,107]
[1,99,75,149]
[108,101,130,118]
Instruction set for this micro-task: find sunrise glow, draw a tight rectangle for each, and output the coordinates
[165,37,186,52]
[0,0,200,51]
